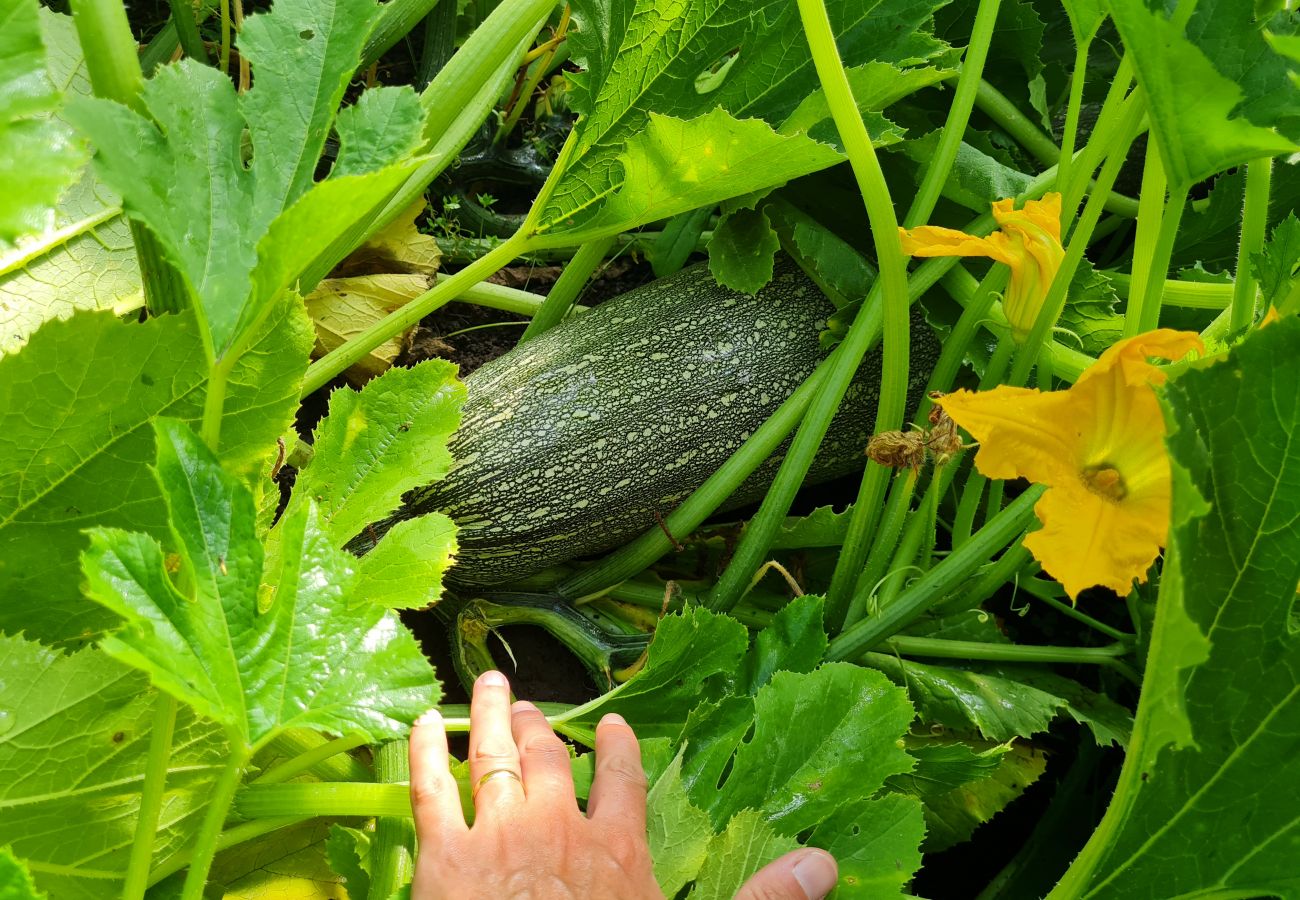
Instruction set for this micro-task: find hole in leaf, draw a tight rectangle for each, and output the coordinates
[694,49,739,94]
[299,29,314,39]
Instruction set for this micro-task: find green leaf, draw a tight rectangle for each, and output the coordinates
[326,825,372,900]
[771,503,855,549]
[547,0,952,239]
[66,0,424,355]
[356,513,458,609]
[683,665,915,835]
[81,419,436,751]
[1252,211,1300,315]
[537,109,843,242]
[807,794,926,896]
[550,608,749,745]
[0,10,140,358]
[0,634,225,899]
[1053,316,1300,898]
[911,741,1047,852]
[741,594,827,694]
[332,86,426,179]
[1107,0,1298,186]
[236,0,379,211]
[204,819,346,899]
[0,300,310,645]
[886,737,1012,798]
[706,206,781,295]
[864,654,1132,746]
[686,810,799,900]
[900,135,1035,215]
[1057,259,1124,357]
[647,752,714,897]
[297,359,464,547]
[0,848,46,900]
[0,0,84,243]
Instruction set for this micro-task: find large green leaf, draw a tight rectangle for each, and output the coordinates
[0,300,310,645]
[550,608,749,745]
[0,10,139,358]
[1051,316,1300,898]
[539,0,952,239]
[0,848,45,899]
[0,0,83,243]
[686,810,799,900]
[65,0,425,355]
[297,360,464,547]
[1107,0,1297,186]
[81,419,436,751]
[0,634,225,900]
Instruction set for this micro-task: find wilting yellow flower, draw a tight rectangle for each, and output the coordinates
[900,194,1066,342]
[938,329,1204,599]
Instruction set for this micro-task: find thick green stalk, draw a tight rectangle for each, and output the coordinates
[828,485,1045,660]
[883,635,1129,665]
[252,734,368,785]
[359,0,442,71]
[168,0,210,62]
[845,469,917,614]
[436,275,556,317]
[826,0,1000,627]
[941,541,1033,615]
[67,0,146,114]
[1055,38,1092,199]
[1131,184,1190,335]
[974,79,1060,167]
[121,696,178,900]
[1231,158,1274,330]
[303,232,530,395]
[708,0,911,614]
[1106,272,1231,309]
[905,0,1001,229]
[369,741,417,900]
[520,236,614,342]
[238,782,414,819]
[417,0,459,88]
[1008,93,1147,387]
[1122,144,1168,338]
[1018,576,1134,642]
[180,743,250,900]
[1060,56,1135,219]
[876,494,932,609]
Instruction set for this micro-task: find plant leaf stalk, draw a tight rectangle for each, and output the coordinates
[1055,37,1093,200]
[519,235,614,342]
[1059,56,1135,218]
[1230,157,1274,331]
[180,742,250,900]
[148,817,310,887]
[974,79,1060,168]
[252,734,369,785]
[1128,182,1189,335]
[882,635,1129,665]
[369,740,417,900]
[168,0,211,62]
[825,0,1001,628]
[828,485,1045,660]
[706,0,914,614]
[120,695,178,900]
[1121,140,1168,338]
[1008,92,1148,387]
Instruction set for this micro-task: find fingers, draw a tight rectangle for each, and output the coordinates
[467,670,525,815]
[734,849,839,900]
[586,713,647,833]
[409,708,467,840]
[512,700,576,807]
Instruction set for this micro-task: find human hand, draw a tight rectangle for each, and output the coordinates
[409,670,839,899]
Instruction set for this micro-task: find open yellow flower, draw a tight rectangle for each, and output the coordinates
[900,193,1066,342]
[937,329,1204,599]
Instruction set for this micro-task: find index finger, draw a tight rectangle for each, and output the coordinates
[585,713,648,833]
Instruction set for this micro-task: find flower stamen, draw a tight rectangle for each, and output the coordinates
[1081,465,1127,502]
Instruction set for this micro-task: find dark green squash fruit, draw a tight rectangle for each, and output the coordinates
[390,261,939,585]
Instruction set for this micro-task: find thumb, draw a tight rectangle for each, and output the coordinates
[734,848,838,900]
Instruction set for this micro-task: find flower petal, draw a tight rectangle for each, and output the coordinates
[1024,476,1166,599]
[898,226,1016,266]
[1079,329,1205,390]
[937,387,1080,487]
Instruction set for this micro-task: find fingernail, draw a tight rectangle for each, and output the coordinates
[600,713,628,727]
[415,708,442,727]
[792,850,838,899]
[479,670,508,688]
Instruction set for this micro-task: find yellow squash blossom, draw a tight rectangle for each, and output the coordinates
[900,193,1066,342]
[938,329,1204,600]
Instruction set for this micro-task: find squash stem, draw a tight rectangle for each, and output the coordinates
[1121,137,1168,338]
[1055,38,1092,200]
[519,235,614,342]
[121,695,178,900]
[826,0,1000,627]
[368,740,416,900]
[707,0,912,615]
[1230,157,1273,331]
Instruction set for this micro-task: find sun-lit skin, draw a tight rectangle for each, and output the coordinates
[900,193,1066,342]
[937,329,1205,600]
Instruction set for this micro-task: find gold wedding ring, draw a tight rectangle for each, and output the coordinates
[472,767,522,798]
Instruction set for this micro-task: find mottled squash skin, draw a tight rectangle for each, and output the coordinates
[394,261,939,585]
